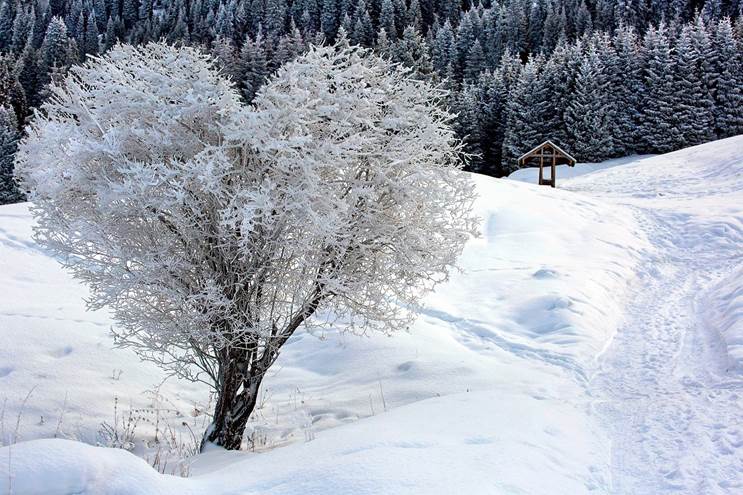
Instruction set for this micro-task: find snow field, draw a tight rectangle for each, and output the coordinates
[3,136,742,493]
[0,165,651,493]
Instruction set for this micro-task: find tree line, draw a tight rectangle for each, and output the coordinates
[2,0,743,202]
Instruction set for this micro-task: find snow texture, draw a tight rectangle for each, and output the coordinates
[2,136,743,494]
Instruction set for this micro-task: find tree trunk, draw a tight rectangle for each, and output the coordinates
[200,360,264,451]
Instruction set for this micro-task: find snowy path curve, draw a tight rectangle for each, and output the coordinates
[566,137,743,494]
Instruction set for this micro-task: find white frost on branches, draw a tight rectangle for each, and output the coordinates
[17,41,478,390]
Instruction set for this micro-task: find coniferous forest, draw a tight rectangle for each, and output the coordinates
[1,0,742,204]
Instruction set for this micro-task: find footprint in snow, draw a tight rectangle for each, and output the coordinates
[49,346,74,358]
[532,268,559,279]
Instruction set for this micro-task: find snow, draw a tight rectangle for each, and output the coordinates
[2,136,743,493]
[507,154,655,184]
[567,135,743,494]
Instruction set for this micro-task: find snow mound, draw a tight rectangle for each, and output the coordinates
[0,439,193,495]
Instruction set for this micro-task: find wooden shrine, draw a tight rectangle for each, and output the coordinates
[518,141,576,188]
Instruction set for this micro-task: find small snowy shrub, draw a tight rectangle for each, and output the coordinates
[17,41,478,450]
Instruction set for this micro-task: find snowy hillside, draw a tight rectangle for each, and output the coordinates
[2,136,742,494]
[507,154,655,183]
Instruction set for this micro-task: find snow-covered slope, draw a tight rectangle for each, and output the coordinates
[507,154,655,184]
[2,136,742,494]
[567,136,743,495]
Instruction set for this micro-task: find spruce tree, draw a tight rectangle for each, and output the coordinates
[711,18,743,136]
[565,47,617,161]
[639,24,683,153]
[239,30,269,102]
[464,38,486,81]
[11,5,35,53]
[406,0,423,33]
[502,56,548,172]
[0,105,22,204]
[432,20,456,74]
[612,24,643,154]
[452,83,484,169]
[15,43,39,108]
[392,26,433,79]
[122,0,139,27]
[83,11,99,56]
[40,16,69,77]
[321,0,338,41]
[379,0,396,38]
[455,12,476,81]
[0,55,27,123]
[476,68,509,175]
[674,24,715,146]
[351,0,374,47]
[0,0,15,50]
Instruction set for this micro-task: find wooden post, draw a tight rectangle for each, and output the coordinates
[539,148,544,185]
[551,147,556,188]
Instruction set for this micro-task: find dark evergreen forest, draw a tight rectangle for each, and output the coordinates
[1,0,742,203]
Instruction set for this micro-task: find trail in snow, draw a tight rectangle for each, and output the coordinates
[565,137,743,494]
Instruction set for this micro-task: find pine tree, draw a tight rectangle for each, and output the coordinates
[452,83,484,168]
[266,0,288,33]
[432,19,456,74]
[565,47,617,161]
[406,0,423,33]
[40,16,70,78]
[711,17,743,136]
[464,38,486,80]
[539,42,575,147]
[92,0,106,30]
[11,4,35,53]
[0,105,22,204]
[473,68,509,175]
[15,43,39,108]
[239,30,269,102]
[122,0,139,27]
[376,27,391,57]
[392,26,433,79]
[104,15,117,48]
[351,0,374,46]
[83,11,99,56]
[0,56,27,123]
[481,8,504,67]
[211,36,240,82]
[674,24,715,146]
[639,24,683,153]
[502,56,549,171]
[321,0,338,41]
[0,0,15,50]
[379,0,396,39]
[611,24,643,154]
[574,1,593,38]
[542,6,567,54]
[455,12,476,81]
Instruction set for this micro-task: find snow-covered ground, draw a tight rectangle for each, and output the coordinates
[1,136,742,493]
[508,154,655,184]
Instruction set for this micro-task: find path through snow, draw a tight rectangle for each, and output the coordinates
[565,137,743,494]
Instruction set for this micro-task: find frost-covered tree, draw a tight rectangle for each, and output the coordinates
[17,41,478,451]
